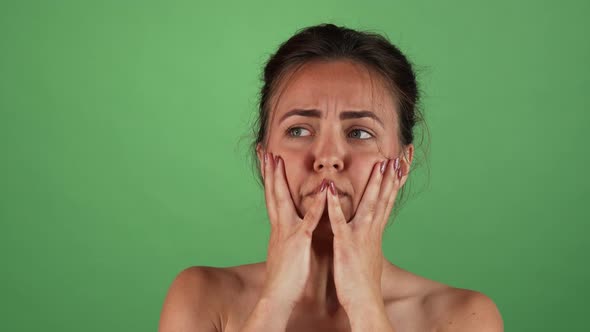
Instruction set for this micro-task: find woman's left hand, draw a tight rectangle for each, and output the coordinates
[326,157,403,314]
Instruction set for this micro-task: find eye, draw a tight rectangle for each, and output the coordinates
[348,128,373,140]
[286,127,312,137]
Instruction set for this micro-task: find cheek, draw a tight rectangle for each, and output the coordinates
[284,161,306,204]
[348,161,377,208]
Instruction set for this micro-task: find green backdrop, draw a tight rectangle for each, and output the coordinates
[1,0,588,331]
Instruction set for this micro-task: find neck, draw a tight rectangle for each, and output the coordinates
[298,230,340,316]
[297,220,390,318]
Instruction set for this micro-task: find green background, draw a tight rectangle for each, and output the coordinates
[1,0,588,330]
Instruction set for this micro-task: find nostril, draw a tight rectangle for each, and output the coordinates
[314,162,343,171]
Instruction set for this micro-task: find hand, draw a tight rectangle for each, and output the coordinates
[259,151,328,312]
[326,157,404,313]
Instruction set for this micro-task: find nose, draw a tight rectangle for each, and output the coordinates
[312,134,345,173]
[313,156,344,172]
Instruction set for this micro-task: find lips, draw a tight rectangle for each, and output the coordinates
[308,180,346,197]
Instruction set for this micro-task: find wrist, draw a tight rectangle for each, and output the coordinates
[346,299,394,331]
[257,295,295,317]
[240,297,294,332]
[342,289,383,315]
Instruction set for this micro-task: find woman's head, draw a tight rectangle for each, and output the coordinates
[250,23,428,229]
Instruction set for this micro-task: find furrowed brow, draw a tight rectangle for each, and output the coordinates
[340,110,384,128]
[278,108,384,129]
[279,109,322,124]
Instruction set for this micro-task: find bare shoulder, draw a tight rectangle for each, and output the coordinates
[158,265,248,332]
[425,286,504,332]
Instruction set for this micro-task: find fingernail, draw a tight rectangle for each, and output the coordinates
[397,168,402,179]
[380,160,388,174]
[329,181,337,195]
[320,179,327,192]
[394,157,400,171]
[264,152,268,164]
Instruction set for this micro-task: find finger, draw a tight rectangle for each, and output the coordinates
[273,155,298,223]
[263,151,278,224]
[353,160,386,224]
[386,158,406,220]
[374,157,401,229]
[300,184,327,238]
[327,181,347,236]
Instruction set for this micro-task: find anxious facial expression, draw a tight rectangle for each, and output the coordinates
[258,59,412,235]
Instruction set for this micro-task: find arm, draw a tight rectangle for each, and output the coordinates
[158,267,223,332]
[347,299,396,332]
[238,296,294,332]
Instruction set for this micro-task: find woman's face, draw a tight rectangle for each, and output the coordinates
[257,59,413,234]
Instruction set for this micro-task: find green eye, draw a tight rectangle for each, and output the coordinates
[286,127,373,139]
[287,127,312,137]
[348,129,373,139]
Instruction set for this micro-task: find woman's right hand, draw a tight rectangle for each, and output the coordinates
[259,151,328,312]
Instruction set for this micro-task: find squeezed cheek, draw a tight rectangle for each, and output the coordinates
[350,163,375,215]
[284,163,306,213]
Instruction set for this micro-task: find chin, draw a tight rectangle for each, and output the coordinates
[299,195,353,223]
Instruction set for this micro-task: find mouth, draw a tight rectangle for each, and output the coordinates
[307,182,347,197]
[309,191,347,197]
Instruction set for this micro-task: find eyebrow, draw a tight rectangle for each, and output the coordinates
[278,108,384,128]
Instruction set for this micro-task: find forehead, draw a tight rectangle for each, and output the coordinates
[272,59,396,120]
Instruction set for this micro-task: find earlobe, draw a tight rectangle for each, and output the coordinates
[403,144,415,169]
[399,144,414,187]
[256,143,263,164]
[405,144,414,166]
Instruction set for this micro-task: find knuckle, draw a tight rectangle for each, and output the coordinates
[300,225,313,239]
[275,193,289,205]
[360,215,372,224]
[366,201,378,215]
[303,210,317,222]
[277,196,289,206]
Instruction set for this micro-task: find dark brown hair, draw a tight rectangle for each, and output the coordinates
[247,23,431,224]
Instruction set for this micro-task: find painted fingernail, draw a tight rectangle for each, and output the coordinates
[380,160,388,174]
[329,181,337,195]
[320,179,327,192]
[264,152,268,164]
[397,168,402,179]
[394,157,400,171]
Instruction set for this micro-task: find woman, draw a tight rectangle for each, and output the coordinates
[159,23,503,332]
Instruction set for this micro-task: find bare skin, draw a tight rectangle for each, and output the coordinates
[160,262,502,331]
[158,60,503,332]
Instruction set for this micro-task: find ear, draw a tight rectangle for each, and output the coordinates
[256,143,265,179]
[399,144,414,188]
